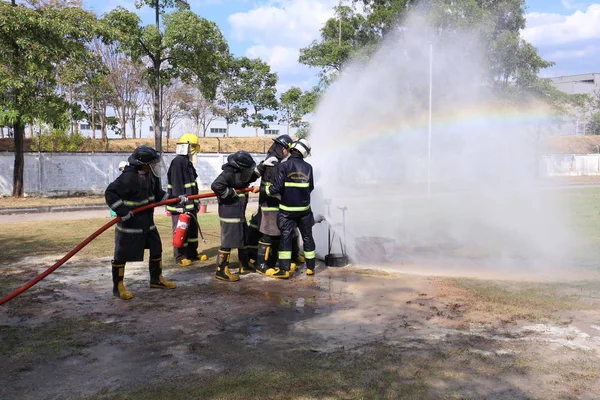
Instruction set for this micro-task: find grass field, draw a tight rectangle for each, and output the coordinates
[2,187,600,399]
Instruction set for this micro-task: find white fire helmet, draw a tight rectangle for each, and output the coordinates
[291,138,311,158]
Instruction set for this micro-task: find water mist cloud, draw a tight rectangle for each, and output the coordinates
[309,11,576,274]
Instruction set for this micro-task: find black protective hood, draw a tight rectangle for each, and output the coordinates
[267,142,287,161]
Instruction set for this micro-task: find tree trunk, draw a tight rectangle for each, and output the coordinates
[11,0,23,197]
[226,122,230,138]
[12,118,24,197]
[255,126,259,137]
[120,105,127,138]
[153,62,161,152]
[166,116,171,152]
[99,107,107,142]
[91,98,96,139]
[132,115,137,139]
[0,126,4,139]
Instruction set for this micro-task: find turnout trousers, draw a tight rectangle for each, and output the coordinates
[276,211,316,271]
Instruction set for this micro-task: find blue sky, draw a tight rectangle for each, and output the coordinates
[81,0,600,90]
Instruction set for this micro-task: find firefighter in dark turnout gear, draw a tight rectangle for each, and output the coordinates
[244,211,261,269]
[105,145,182,300]
[211,151,261,281]
[263,139,316,278]
[254,134,294,276]
[167,133,208,266]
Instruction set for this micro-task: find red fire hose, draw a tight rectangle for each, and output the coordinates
[0,188,253,306]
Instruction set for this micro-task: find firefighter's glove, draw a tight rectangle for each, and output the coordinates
[178,195,189,205]
[315,214,325,224]
[121,211,134,221]
[264,156,278,167]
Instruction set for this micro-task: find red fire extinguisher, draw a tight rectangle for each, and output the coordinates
[173,213,191,248]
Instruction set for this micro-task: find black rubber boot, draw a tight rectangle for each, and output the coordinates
[149,257,176,289]
[306,258,316,276]
[215,250,239,282]
[112,260,133,300]
[267,267,290,279]
[255,242,271,275]
[238,248,254,274]
[268,238,280,268]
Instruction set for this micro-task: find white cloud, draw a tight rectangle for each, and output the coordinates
[525,12,565,28]
[523,5,600,46]
[548,45,598,60]
[228,0,336,48]
[561,1,596,11]
[246,45,303,74]
[228,0,337,85]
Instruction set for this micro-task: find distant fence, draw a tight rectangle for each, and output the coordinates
[0,152,264,196]
[540,154,600,176]
[1,153,599,196]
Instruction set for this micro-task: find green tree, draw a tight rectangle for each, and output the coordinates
[302,0,554,101]
[215,57,246,137]
[279,87,304,135]
[30,128,87,152]
[0,2,98,196]
[235,57,279,137]
[180,85,220,137]
[103,5,228,152]
[299,4,377,85]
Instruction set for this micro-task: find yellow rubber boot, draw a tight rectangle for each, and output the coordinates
[149,258,177,289]
[266,268,290,279]
[115,282,134,300]
[112,262,134,300]
[177,258,193,267]
[306,259,316,276]
[215,251,240,282]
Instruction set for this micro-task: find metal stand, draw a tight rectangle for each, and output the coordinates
[324,200,349,267]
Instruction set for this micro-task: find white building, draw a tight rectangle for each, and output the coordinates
[549,73,600,96]
[78,113,298,140]
[548,73,600,136]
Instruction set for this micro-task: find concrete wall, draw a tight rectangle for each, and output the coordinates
[540,154,600,176]
[2,152,600,196]
[0,153,264,196]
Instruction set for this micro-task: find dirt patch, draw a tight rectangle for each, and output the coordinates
[0,137,278,154]
[2,256,600,399]
[1,136,600,155]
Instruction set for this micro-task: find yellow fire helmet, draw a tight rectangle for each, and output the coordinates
[176,133,200,156]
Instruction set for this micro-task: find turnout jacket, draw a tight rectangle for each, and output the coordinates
[211,164,260,248]
[265,153,314,215]
[211,164,260,217]
[167,154,199,214]
[105,166,168,261]
[257,152,285,210]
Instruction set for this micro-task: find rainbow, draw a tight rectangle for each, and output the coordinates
[313,101,557,150]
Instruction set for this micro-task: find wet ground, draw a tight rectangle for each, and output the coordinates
[2,254,600,399]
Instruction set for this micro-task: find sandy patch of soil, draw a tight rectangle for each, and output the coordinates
[1,257,600,399]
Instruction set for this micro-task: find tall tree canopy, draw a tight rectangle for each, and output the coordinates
[0,1,99,196]
[300,0,554,101]
[103,4,228,152]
